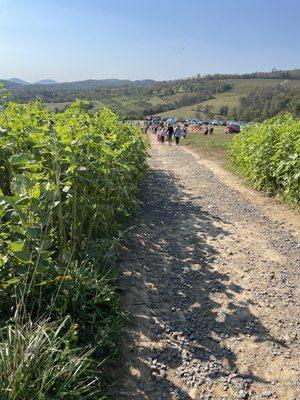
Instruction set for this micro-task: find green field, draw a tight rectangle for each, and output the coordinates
[157,79,300,119]
[183,125,235,164]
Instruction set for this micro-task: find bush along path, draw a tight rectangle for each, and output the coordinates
[228,114,300,205]
[0,101,147,399]
[113,134,300,400]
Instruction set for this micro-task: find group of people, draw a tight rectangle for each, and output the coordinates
[149,123,188,146]
[204,125,214,135]
[145,120,215,146]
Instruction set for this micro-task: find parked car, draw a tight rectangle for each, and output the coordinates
[211,120,219,126]
[225,123,240,133]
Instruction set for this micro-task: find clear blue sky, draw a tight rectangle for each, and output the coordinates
[0,0,299,82]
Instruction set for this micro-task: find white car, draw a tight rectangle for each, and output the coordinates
[211,120,219,126]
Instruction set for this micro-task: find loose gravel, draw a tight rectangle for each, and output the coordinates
[113,135,300,400]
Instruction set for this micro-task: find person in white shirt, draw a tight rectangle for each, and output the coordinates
[174,125,182,146]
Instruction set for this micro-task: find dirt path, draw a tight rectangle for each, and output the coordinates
[113,134,300,400]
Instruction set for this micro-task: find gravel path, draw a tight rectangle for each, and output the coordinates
[113,135,300,400]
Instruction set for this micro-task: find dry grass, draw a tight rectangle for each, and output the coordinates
[183,126,234,165]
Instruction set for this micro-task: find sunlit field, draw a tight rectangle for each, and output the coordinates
[183,125,234,164]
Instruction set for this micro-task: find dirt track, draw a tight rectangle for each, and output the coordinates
[113,134,300,400]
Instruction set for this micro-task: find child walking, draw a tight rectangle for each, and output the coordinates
[159,128,166,144]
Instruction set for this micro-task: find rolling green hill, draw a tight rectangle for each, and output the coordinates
[2,69,300,120]
[157,79,300,120]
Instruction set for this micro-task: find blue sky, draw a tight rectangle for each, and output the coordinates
[0,0,299,82]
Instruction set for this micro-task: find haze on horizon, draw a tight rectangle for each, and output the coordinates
[0,0,299,83]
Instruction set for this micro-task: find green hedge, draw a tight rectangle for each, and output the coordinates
[0,100,147,398]
[228,114,300,204]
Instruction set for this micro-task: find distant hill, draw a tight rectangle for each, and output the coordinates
[35,79,59,85]
[1,78,155,89]
[8,78,28,85]
[2,68,300,120]
[0,79,24,89]
[57,79,156,89]
[157,78,300,121]
[31,78,155,88]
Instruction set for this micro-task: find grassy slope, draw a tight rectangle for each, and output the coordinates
[183,126,234,165]
[44,78,300,117]
[46,100,105,112]
[157,79,300,119]
[45,102,73,111]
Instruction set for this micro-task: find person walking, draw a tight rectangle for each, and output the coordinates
[174,124,182,146]
[157,128,162,143]
[160,127,166,144]
[166,124,174,146]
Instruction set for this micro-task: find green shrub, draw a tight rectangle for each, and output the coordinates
[228,114,300,204]
[0,100,147,316]
[0,100,147,395]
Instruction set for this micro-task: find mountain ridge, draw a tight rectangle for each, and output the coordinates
[1,78,156,89]
[8,78,29,85]
[35,79,58,85]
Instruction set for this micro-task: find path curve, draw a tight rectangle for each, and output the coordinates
[113,134,300,400]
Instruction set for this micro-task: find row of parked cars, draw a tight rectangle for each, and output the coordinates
[186,119,227,126]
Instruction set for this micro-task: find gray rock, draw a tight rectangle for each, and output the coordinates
[238,389,247,399]
[261,391,273,398]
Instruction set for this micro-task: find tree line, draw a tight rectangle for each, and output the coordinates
[230,85,300,121]
[197,68,300,81]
